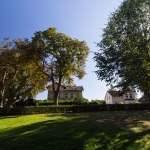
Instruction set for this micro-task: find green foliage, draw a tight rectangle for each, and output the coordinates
[35,99,107,106]
[0,104,149,115]
[134,100,142,104]
[30,28,90,105]
[37,100,75,106]
[0,28,89,107]
[90,100,106,105]
[0,39,47,107]
[94,0,150,104]
[119,101,124,104]
[73,93,89,105]
[108,84,116,91]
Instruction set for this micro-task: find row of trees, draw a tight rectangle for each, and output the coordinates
[94,0,150,107]
[0,28,90,107]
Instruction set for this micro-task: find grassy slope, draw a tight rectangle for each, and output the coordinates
[0,111,150,150]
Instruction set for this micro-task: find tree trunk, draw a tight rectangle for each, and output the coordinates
[144,92,150,110]
[0,68,7,107]
[7,87,15,107]
[0,92,3,108]
[0,82,5,108]
[54,91,59,106]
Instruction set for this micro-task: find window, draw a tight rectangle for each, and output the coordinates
[130,94,132,98]
[65,94,68,99]
[71,94,73,98]
[125,94,128,98]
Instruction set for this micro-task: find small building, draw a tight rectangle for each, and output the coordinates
[47,84,84,100]
[105,91,136,104]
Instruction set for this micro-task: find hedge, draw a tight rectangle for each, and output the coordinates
[0,104,149,115]
[37,100,75,106]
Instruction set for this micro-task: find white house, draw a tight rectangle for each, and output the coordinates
[105,91,136,104]
[47,84,84,100]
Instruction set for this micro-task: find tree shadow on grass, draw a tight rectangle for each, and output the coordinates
[0,111,150,150]
[0,115,21,119]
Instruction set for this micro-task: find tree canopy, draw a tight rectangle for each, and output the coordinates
[93,0,150,105]
[30,28,90,105]
[0,39,46,107]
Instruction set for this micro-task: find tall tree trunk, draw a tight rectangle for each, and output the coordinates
[0,83,5,108]
[0,82,3,108]
[0,68,7,108]
[7,87,15,107]
[54,91,59,106]
[52,74,63,106]
[144,92,150,110]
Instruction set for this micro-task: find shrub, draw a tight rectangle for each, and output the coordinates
[134,100,142,104]
[36,99,75,106]
[73,93,89,105]
[89,100,106,105]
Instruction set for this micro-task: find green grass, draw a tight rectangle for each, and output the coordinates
[0,111,150,150]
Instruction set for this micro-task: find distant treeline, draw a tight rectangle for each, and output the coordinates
[13,99,106,107]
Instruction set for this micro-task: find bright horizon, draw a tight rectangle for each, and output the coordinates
[0,0,142,100]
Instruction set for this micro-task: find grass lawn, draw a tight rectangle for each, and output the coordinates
[0,111,150,150]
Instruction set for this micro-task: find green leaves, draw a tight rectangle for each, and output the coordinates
[0,38,47,106]
[30,28,90,105]
[94,0,150,94]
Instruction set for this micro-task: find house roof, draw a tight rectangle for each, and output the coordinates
[107,91,120,96]
[47,83,84,91]
[107,90,135,97]
[64,86,84,91]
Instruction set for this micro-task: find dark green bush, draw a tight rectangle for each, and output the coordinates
[37,100,75,106]
[73,93,89,105]
[89,100,105,105]
[1,104,149,115]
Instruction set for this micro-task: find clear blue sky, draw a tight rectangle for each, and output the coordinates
[1,0,139,101]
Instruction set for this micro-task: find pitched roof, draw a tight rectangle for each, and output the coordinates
[47,83,84,91]
[64,86,84,91]
[107,91,120,96]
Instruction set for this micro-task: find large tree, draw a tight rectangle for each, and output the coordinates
[0,39,46,107]
[30,28,90,105]
[93,0,150,106]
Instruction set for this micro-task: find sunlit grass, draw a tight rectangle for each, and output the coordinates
[0,111,150,150]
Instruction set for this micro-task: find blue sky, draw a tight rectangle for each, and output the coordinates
[1,0,138,101]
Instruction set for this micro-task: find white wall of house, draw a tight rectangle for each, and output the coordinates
[123,92,135,100]
[112,96,124,104]
[47,85,83,100]
[105,92,113,104]
[105,91,136,104]
[124,100,135,104]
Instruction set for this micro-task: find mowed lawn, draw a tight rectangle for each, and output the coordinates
[0,111,150,150]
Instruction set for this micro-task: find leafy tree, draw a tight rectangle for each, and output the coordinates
[0,38,46,107]
[93,0,150,108]
[30,28,90,105]
[108,84,117,91]
[0,38,22,107]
